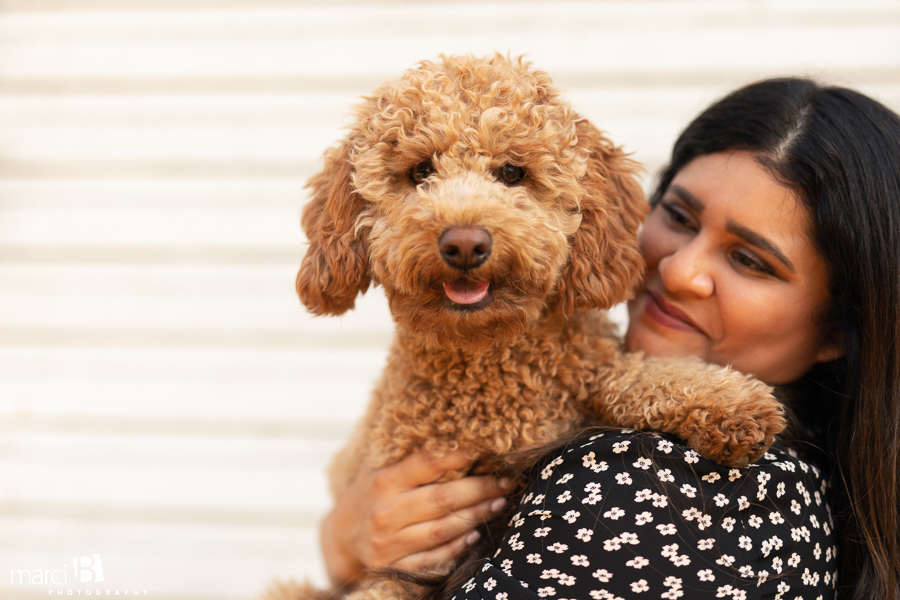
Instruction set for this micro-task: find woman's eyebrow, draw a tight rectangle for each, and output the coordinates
[669,184,705,212]
[726,221,796,273]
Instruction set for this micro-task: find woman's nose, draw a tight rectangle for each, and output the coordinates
[658,240,715,298]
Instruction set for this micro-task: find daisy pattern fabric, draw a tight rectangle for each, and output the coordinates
[454,430,837,600]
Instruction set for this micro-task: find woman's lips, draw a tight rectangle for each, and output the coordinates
[643,291,705,335]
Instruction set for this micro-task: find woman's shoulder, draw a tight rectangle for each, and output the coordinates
[458,429,838,600]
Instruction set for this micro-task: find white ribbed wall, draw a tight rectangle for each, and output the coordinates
[1,1,899,598]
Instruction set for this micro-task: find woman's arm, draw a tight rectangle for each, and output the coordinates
[321,449,509,587]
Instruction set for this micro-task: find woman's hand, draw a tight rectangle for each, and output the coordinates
[320,450,509,587]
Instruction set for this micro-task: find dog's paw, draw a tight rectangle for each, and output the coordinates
[683,390,786,468]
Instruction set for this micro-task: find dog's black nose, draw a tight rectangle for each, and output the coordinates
[439,227,492,270]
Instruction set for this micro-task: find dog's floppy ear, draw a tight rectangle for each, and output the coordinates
[557,120,649,315]
[296,142,371,315]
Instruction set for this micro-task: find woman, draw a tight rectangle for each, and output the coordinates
[320,78,900,599]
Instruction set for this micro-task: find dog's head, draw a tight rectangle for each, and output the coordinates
[297,54,648,348]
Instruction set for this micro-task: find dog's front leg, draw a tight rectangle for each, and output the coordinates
[586,352,785,468]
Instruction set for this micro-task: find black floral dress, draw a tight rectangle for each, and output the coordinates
[454,430,837,600]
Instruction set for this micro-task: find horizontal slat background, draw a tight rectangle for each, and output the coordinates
[1,1,899,598]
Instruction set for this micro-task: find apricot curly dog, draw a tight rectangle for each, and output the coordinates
[268,54,784,600]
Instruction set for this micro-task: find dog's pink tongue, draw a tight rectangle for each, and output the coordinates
[443,280,490,304]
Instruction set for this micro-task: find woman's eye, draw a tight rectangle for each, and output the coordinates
[731,250,775,276]
[661,203,696,231]
[498,163,525,185]
[408,161,434,184]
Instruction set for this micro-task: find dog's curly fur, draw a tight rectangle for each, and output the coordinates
[268,54,786,600]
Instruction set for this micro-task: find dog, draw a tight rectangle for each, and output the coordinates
[269,54,784,600]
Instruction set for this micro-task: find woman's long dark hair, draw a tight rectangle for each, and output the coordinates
[649,77,900,599]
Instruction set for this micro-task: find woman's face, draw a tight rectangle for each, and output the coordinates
[625,151,843,385]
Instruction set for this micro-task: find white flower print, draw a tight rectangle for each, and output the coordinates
[631,579,649,593]
[776,481,786,497]
[713,493,729,507]
[757,570,769,586]
[592,568,612,582]
[716,554,735,567]
[698,569,715,582]
[576,528,593,542]
[603,537,622,552]
[619,532,639,545]
[657,439,674,453]
[508,533,524,551]
[772,556,783,574]
[788,553,802,568]
[535,527,551,538]
[548,542,568,554]
[557,490,572,503]
[614,472,632,485]
[563,510,580,523]
[681,507,700,522]
[661,544,680,559]
[810,514,820,529]
[680,483,697,498]
[633,457,652,470]
[571,555,589,567]
[603,507,625,520]
[533,494,545,504]
[739,536,753,551]
[814,543,822,560]
[738,496,750,510]
[671,554,691,567]
[656,523,677,536]
[501,559,513,571]
[657,468,675,483]
[684,450,700,464]
[697,538,715,551]
[651,493,669,508]
[540,569,560,579]
[496,594,508,600]
[739,565,755,578]
[541,457,564,480]
[527,553,542,564]
[612,441,631,454]
[537,586,555,597]
[634,489,652,502]
[635,511,653,526]
[749,514,763,528]
[716,584,734,597]
[556,473,574,485]
[790,499,802,515]
[626,556,649,569]
[770,511,785,525]
[757,472,772,485]
[697,514,712,529]
[728,469,743,482]
[464,578,476,593]
[484,578,497,591]
[702,472,721,483]
[722,517,736,532]
[558,574,576,586]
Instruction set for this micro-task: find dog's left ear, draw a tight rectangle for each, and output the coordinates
[296,141,371,316]
[557,120,649,315]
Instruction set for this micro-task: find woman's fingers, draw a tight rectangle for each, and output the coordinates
[391,530,480,574]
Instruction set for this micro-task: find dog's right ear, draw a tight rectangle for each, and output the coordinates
[296,142,371,315]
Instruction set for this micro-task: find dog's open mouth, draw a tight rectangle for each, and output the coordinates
[443,278,493,310]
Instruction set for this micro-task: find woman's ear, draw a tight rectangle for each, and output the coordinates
[296,142,371,315]
[816,333,846,363]
[556,120,649,316]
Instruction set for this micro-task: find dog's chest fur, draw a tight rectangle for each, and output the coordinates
[329,310,621,492]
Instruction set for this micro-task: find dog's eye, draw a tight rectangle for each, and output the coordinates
[408,161,435,185]
[498,164,525,185]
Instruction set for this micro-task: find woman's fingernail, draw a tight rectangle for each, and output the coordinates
[498,478,511,490]
[490,497,506,512]
[465,530,481,545]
